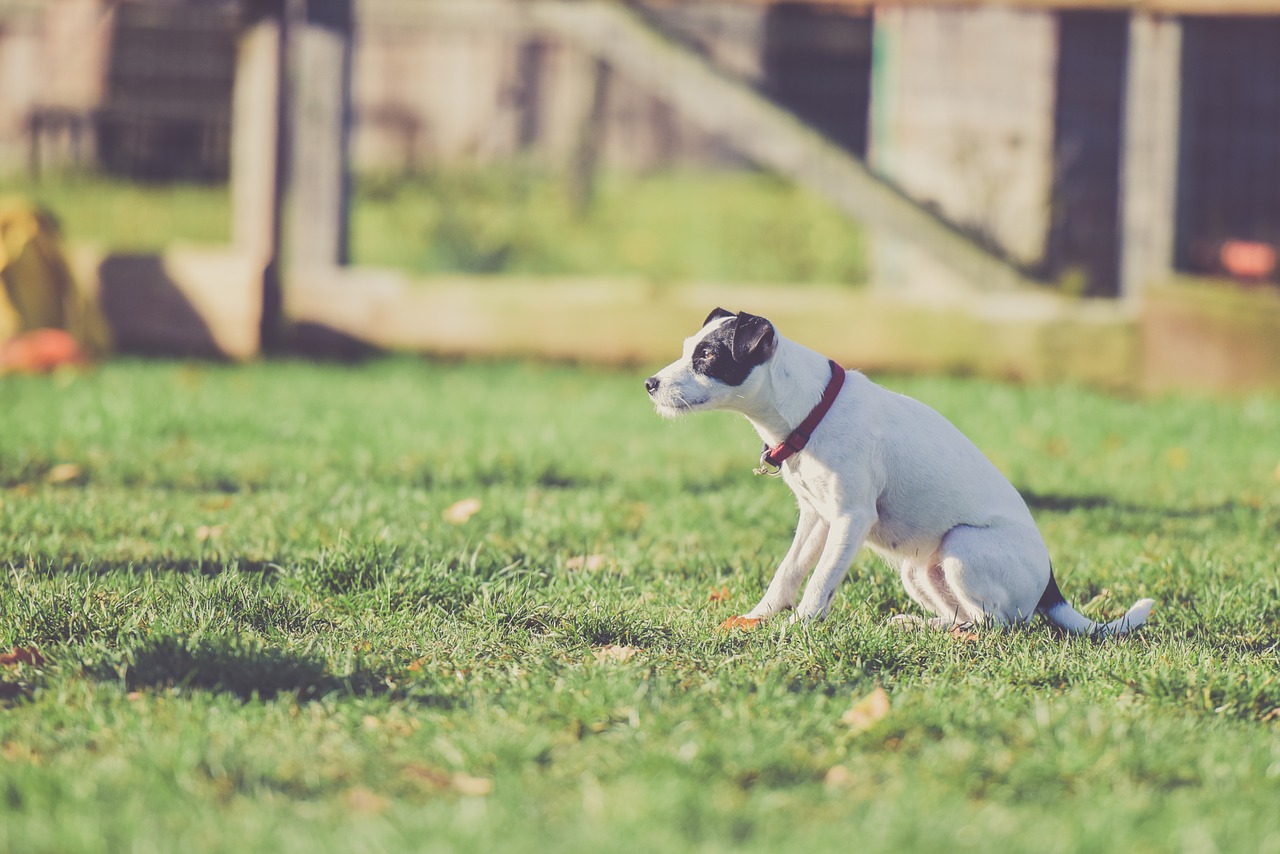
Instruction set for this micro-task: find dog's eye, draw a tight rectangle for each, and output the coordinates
[698,346,715,361]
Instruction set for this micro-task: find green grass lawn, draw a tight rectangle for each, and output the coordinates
[1,358,1279,853]
[2,168,867,285]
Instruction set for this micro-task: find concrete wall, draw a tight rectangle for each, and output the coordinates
[869,5,1059,268]
[349,3,736,173]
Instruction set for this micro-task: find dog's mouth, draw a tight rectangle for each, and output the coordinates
[652,396,709,418]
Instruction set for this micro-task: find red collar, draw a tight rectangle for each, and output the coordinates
[759,360,845,471]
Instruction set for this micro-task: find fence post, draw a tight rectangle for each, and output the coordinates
[286,0,353,271]
[1119,13,1182,301]
[231,0,287,349]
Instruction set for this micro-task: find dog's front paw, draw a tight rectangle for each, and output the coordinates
[717,615,764,632]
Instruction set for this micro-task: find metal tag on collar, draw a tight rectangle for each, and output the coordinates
[753,443,782,477]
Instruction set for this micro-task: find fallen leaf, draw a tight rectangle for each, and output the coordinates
[591,644,638,663]
[950,626,979,642]
[402,765,492,796]
[126,691,144,702]
[717,615,762,632]
[195,524,225,542]
[824,765,854,790]
[841,686,890,734]
[45,463,82,485]
[402,763,452,788]
[343,786,390,814]
[451,773,493,797]
[0,647,45,668]
[708,586,730,602]
[443,497,482,525]
[2,743,38,763]
[565,554,607,571]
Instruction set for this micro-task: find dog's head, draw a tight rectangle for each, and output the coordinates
[645,307,777,418]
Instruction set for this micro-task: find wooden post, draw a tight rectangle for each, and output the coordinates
[231,0,287,349]
[568,57,611,215]
[285,0,353,271]
[1119,13,1182,301]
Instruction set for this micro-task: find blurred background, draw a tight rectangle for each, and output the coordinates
[1,0,1278,392]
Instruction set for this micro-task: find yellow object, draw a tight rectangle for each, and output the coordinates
[0,197,106,352]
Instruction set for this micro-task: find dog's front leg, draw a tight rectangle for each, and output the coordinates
[727,504,828,627]
[790,513,874,623]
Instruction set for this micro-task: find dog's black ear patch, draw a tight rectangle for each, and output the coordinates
[731,312,776,365]
[691,310,776,386]
[703,307,735,328]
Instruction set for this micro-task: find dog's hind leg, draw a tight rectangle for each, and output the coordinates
[893,559,975,629]
[935,523,1050,625]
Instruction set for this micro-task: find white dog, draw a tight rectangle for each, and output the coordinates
[645,308,1154,636]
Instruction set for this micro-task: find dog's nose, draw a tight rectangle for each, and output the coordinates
[645,376,660,395]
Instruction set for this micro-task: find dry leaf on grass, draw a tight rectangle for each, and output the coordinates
[443,497,482,525]
[591,644,638,663]
[402,764,493,796]
[0,647,45,668]
[841,686,890,734]
[343,786,390,814]
[450,774,494,797]
[565,554,607,571]
[824,765,855,790]
[45,463,82,485]
[195,524,226,542]
[708,586,730,602]
[950,626,979,642]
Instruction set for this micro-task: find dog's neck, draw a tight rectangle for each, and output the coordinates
[740,337,835,447]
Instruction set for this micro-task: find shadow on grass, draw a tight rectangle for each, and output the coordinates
[19,556,284,579]
[88,635,455,706]
[1021,491,1257,519]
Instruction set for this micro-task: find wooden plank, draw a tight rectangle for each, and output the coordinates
[639,0,1280,15]
[285,268,1139,390]
[528,0,1029,291]
[356,0,1280,25]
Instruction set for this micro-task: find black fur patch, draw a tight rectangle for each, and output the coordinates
[692,312,775,386]
[703,307,735,328]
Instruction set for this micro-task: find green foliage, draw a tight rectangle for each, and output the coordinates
[1,358,1278,853]
[350,167,868,284]
[3,168,868,284]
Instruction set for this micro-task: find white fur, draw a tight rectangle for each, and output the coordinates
[648,317,1155,636]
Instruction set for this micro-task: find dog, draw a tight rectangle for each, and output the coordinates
[645,308,1154,636]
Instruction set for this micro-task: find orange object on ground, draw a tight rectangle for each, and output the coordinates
[0,327,87,374]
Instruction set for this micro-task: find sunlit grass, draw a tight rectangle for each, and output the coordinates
[1,358,1278,852]
[2,167,868,285]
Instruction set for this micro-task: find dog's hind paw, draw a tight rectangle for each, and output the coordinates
[888,614,928,631]
[718,615,764,632]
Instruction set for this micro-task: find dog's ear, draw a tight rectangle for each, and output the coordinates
[703,307,735,328]
[731,312,776,364]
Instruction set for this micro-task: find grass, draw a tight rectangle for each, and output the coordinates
[1,357,1279,853]
[1,168,868,285]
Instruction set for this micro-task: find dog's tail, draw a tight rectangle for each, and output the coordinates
[1036,569,1154,637]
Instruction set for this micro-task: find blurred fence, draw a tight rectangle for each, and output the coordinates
[3,0,1280,300]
